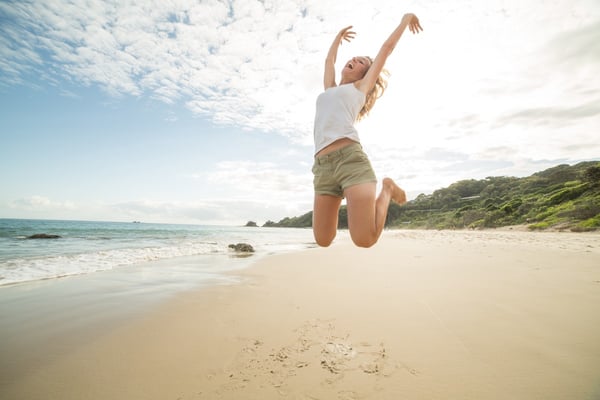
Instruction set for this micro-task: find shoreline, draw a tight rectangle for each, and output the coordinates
[2,229,600,399]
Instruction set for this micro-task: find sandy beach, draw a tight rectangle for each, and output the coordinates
[2,229,600,399]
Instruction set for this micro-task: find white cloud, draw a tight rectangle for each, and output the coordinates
[205,160,313,203]
[3,1,598,136]
[109,197,307,226]
[9,195,75,211]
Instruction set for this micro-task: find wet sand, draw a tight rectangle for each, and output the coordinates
[2,230,600,399]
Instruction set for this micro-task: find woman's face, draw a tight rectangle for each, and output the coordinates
[342,56,371,81]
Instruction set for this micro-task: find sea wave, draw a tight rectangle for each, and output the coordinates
[0,240,226,286]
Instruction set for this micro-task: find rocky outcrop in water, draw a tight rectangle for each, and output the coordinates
[27,234,62,239]
[228,243,254,253]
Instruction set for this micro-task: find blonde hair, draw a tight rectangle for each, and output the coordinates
[357,56,389,121]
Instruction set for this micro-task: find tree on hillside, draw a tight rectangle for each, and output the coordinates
[583,165,600,187]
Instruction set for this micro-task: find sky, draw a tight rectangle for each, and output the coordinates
[1,0,599,225]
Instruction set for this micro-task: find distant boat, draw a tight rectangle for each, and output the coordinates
[132,221,141,224]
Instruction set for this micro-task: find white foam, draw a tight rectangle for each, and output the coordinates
[0,240,222,286]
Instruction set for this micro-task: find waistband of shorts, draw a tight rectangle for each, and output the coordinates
[314,142,362,165]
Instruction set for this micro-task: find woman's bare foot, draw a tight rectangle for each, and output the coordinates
[383,177,407,205]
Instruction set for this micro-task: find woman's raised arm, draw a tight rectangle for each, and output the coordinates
[357,13,423,94]
[324,26,356,90]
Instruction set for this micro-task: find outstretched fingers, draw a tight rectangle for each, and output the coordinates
[409,17,423,34]
[410,21,423,34]
[339,25,356,44]
[404,13,423,33]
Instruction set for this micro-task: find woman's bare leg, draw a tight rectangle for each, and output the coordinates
[313,194,343,247]
[344,178,407,248]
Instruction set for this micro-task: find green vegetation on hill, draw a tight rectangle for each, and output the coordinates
[263,161,600,232]
[263,212,313,228]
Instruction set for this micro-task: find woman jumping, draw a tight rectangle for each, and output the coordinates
[312,13,423,248]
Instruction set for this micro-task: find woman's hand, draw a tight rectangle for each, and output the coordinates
[324,26,355,88]
[402,13,423,34]
[337,25,356,45]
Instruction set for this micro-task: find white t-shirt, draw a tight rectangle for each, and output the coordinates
[313,83,366,155]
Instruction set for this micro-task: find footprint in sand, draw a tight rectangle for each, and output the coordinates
[212,319,418,397]
[320,339,390,377]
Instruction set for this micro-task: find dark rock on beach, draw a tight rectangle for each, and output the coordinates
[27,234,62,239]
[228,243,255,253]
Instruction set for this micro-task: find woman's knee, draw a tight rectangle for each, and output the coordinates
[316,237,335,247]
[350,233,378,248]
[315,235,336,247]
[313,229,336,247]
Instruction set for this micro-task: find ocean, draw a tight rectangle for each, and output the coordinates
[0,219,315,287]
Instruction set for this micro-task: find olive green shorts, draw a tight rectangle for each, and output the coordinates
[312,143,377,198]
